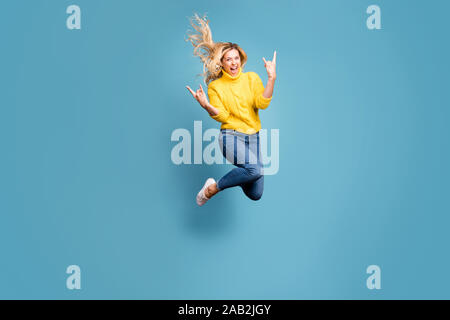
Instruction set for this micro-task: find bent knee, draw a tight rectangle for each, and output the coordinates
[248,191,263,201]
[245,164,263,180]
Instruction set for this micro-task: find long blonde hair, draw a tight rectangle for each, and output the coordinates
[185,13,248,85]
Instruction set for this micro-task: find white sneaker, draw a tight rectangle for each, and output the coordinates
[196,178,216,206]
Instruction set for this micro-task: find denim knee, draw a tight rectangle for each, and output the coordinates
[248,190,263,201]
[244,164,263,180]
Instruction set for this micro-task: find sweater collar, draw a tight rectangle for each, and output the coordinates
[221,67,242,81]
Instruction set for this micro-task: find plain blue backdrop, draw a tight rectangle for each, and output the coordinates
[1,0,449,299]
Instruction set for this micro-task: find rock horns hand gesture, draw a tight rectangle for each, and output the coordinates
[186,84,208,109]
[262,51,277,80]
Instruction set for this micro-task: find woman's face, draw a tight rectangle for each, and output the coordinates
[221,48,241,76]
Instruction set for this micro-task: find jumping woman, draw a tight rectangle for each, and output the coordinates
[185,14,277,206]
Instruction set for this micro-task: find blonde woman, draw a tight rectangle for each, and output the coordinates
[186,14,277,206]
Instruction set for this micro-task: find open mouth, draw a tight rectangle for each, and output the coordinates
[230,66,238,73]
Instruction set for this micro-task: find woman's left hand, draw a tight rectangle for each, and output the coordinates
[262,51,277,80]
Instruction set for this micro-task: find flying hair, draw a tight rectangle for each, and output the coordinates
[185,13,248,85]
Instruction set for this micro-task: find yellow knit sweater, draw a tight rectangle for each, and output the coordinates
[207,67,272,134]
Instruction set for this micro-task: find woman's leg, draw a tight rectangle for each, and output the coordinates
[240,132,264,200]
[216,163,262,190]
[240,174,264,201]
[214,130,264,200]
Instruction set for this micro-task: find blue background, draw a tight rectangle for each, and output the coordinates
[1,0,449,299]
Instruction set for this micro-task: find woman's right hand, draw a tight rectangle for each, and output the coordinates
[186,84,208,108]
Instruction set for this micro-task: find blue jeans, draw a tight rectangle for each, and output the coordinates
[216,129,264,201]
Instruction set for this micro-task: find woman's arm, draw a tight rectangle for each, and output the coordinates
[262,51,277,99]
[186,84,219,116]
[263,77,276,99]
[186,84,231,123]
[203,101,219,117]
